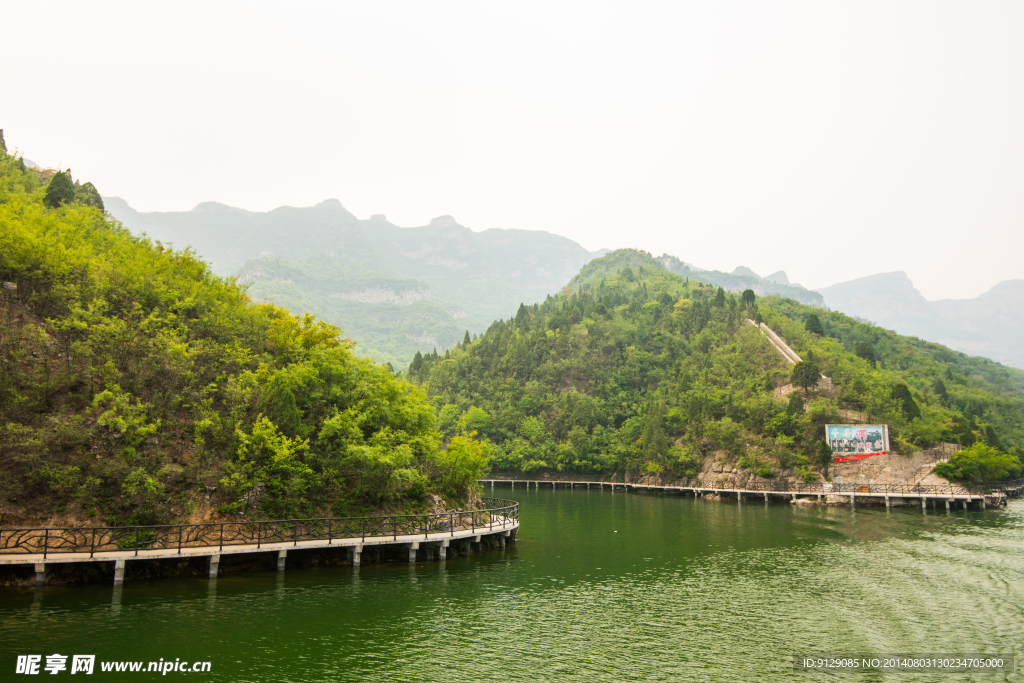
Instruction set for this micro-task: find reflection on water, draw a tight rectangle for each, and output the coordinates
[1,489,1022,682]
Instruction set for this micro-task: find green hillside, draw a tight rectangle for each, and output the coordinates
[410,249,1024,482]
[0,147,488,527]
[106,198,607,367]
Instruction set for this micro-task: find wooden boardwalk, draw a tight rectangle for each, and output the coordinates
[481,478,1005,511]
[0,501,519,586]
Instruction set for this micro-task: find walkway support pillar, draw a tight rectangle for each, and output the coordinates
[112,559,128,585]
[439,539,449,560]
[946,499,951,511]
[207,555,219,579]
[350,545,362,566]
[982,497,986,510]
[764,493,768,503]
[277,549,287,572]
[34,562,47,587]
[408,542,419,563]
[921,497,927,510]
[885,496,890,509]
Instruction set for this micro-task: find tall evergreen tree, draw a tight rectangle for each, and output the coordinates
[463,330,471,346]
[855,342,876,367]
[804,313,823,335]
[43,170,75,208]
[890,384,921,420]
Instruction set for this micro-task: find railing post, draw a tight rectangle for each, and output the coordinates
[219,524,224,552]
[294,520,298,547]
[135,527,139,556]
[91,528,96,558]
[177,525,183,555]
[43,529,48,560]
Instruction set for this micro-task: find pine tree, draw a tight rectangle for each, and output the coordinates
[74,181,104,211]
[804,313,823,335]
[855,342,876,367]
[890,384,921,420]
[786,392,804,415]
[714,287,726,308]
[410,350,423,372]
[463,330,471,346]
[44,170,76,209]
[515,303,528,323]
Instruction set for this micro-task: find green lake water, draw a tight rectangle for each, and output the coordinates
[2,488,1022,681]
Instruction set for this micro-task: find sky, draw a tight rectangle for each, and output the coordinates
[4,1,1022,300]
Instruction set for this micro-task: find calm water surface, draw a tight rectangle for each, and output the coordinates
[2,489,1022,681]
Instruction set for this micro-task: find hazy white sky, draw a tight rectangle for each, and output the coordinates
[4,2,1022,299]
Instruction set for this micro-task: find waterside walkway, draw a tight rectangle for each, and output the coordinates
[482,478,1020,510]
[0,498,518,586]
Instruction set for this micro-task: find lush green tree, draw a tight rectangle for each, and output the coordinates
[934,443,1022,485]
[890,383,921,420]
[74,181,104,211]
[741,289,756,311]
[855,341,876,367]
[786,392,804,415]
[791,361,821,396]
[713,287,726,308]
[804,313,823,335]
[463,330,471,346]
[43,170,75,208]
[816,441,834,468]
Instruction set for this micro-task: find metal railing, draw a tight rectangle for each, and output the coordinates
[0,498,518,559]
[682,479,988,496]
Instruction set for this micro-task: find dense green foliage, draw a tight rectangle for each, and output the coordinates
[0,149,486,526]
[410,249,1024,481]
[934,443,1022,486]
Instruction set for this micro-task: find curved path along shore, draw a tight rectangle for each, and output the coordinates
[0,498,519,586]
[482,478,1019,510]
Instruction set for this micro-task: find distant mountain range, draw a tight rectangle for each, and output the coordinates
[656,256,825,306]
[105,197,608,366]
[816,272,1024,370]
[105,197,1022,371]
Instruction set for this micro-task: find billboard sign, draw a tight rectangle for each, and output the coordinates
[825,424,888,462]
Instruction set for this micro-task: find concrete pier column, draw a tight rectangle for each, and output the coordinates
[963,499,970,511]
[946,499,951,511]
[114,559,128,585]
[207,555,219,579]
[737,491,742,503]
[921,497,927,510]
[470,535,481,553]
[982,497,986,510]
[439,539,449,560]
[885,496,890,509]
[764,492,769,503]
[34,562,47,587]
[408,542,419,563]
[277,549,287,572]
[350,545,362,566]
[498,533,505,548]
[851,493,856,507]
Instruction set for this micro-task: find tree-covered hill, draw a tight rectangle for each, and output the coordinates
[0,145,488,527]
[106,197,608,368]
[409,249,1024,483]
